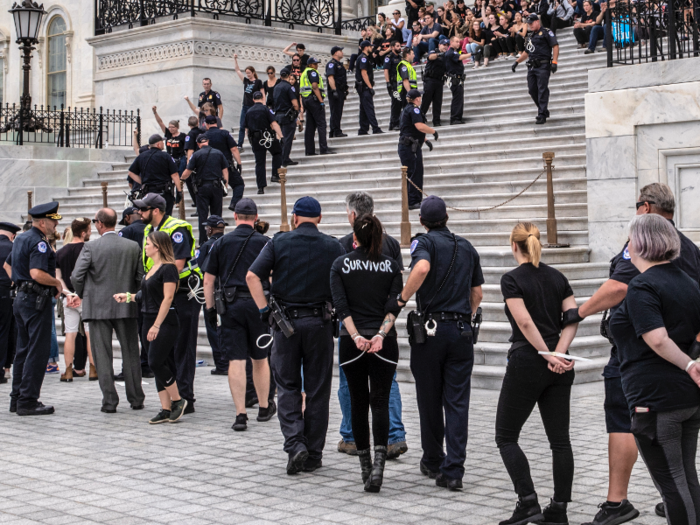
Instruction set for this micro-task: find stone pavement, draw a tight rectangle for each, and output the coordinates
[0,359,668,525]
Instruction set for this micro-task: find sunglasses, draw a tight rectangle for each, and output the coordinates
[636,200,655,210]
[138,207,153,212]
[393,11,400,14]
[91,219,100,224]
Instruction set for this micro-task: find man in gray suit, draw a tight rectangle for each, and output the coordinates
[72,208,145,413]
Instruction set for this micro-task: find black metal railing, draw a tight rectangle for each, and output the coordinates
[95,0,345,35]
[0,104,141,149]
[341,15,375,31]
[606,0,700,66]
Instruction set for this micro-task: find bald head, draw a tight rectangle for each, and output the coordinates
[96,208,117,230]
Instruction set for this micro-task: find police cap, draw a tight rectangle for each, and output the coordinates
[360,40,372,49]
[420,195,447,222]
[133,193,166,211]
[29,202,62,221]
[234,198,258,216]
[331,46,344,55]
[280,66,292,77]
[148,133,164,145]
[0,221,21,234]
[307,57,320,65]
[252,91,264,100]
[407,89,422,99]
[526,13,539,22]
[205,215,229,227]
[119,206,138,226]
[292,196,321,218]
[196,134,210,143]
[204,115,218,124]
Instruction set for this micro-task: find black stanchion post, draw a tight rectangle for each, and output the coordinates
[605,6,613,67]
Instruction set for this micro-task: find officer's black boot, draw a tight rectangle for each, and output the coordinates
[538,499,568,525]
[499,493,543,525]
[364,446,387,493]
[358,448,373,483]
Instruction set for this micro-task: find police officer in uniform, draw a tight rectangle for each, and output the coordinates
[355,41,384,136]
[512,13,559,124]
[274,67,301,168]
[118,207,146,246]
[3,202,64,415]
[399,89,438,211]
[326,46,348,138]
[245,91,284,195]
[421,40,449,127]
[184,116,205,216]
[203,116,244,212]
[197,77,224,119]
[197,215,230,376]
[181,134,229,245]
[397,48,418,112]
[135,193,203,414]
[127,134,181,215]
[445,36,471,125]
[383,40,403,131]
[0,221,20,385]
[204,200,277,432]
[247,196,345,474]
[398,195,484,490]
[300,57,334,157]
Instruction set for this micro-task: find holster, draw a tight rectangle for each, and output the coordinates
[214,288,227,315]
[406,310,427,344]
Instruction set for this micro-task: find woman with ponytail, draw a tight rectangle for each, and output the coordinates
[330,214,405,493]
[496,222,580,525]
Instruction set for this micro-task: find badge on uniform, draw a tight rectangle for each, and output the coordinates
[401,66,407,72]
[410,239,419,254]
[37,241,47,253]
[269,109,274,114]
[414,107,420,114]
[216,93,220,98]
[361,57,367,62]
[538,31,542,35]
[329,63,335,67]
[199,95,203,101]
[291,87,296,92]
[384,57,389,63]
[172,232,184,244]
[548,30,554,37]
[195,249,200,258]
[623,247,631,260]
[185,136,190,141]
[118,232,123,237]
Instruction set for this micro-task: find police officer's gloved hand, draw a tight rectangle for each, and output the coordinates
[260,305,271,323]
[425,140,433,152]
[386,86,393,97]
[433,131,439,141]
[369,88,375,96]
[175,191,182,204]
[689,339,700,360]
[205,307,218,327]
[511,62,519,73]
[562,307,584,326]
[333,90,340,99]
[551,62,558,73]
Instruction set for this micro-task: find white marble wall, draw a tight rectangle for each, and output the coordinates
[585,58,700,261]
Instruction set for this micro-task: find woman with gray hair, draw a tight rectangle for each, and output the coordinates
[610,213,700,525]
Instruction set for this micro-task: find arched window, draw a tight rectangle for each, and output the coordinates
[47,16,67,108]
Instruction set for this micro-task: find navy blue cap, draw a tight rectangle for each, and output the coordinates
[331,46,344,55]
[119,206,138,225]
[419,195,447,222]
[204,115,218,124]
[29,202,62,220]
[234,198,258,216]
[197,133,209,143]
[307,56,320,65]
[205,215,229,227]
[292,196,321,218]
[526,13,539,22]
[253,91,264,100]
[280,66,292,76]
[133,193,166,211]
[148,134,163,145]
[360,40,372,48]
[0,221,21,234]
[407,89,422,99]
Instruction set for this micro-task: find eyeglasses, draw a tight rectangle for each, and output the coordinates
[91,219,100,224]
[636,200,655,210]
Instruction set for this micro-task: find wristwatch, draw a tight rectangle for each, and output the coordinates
[397,293,407,306]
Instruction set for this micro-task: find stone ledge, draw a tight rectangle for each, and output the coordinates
[588,56,700,93]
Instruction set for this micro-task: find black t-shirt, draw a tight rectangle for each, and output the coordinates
[56,242,85,293]
[500,262,574,347]
[164,130,187,159]
[242,78,264,107]
[273,80,297,114]
[526,27,558,60]
[185,145,228,182]
[445,48,465,75]
[198,90,222,108]
[203,225,270,289]
[580,12,596,24]
[128,149,177,186]
[204,127,237,163]
[339,232,404,270]
[141,263,179,314]
[119,220,146,246]
[185,127,204,153]
[263,79,277,108]
[400,103,427,141]
[610,264,700,413]
[0,237,14,289]
[325,59,348,91]
[355,53,374,85]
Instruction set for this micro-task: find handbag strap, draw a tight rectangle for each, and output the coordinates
[422,234,458,314]
[220,229,256,289]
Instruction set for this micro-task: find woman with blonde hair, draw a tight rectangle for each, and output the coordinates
[114,231,187,424]
[495,222,580,525]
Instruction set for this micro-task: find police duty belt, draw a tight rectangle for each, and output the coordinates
[445,73,464,89]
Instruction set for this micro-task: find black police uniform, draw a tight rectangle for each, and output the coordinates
[118,219,147,247]
[7,226,57,412]
[186,145,228,244]
[302,68,330,156]
[384,51,403,130]
[444,47,465,123]
[355,53,382,134]
[274,79,299,166]
[422,49,446,126]
[197,231,228,373]
[524,28,557,119]
[184,127,205,208]
[0,233,16,382]
[198,89,222,112]
[408,227,484,481]
[128,148,178,215]
[326,58,348,137]
[204,127,244,212]
[245,103,283,190]
[248,223,345,463]
[399,104,427,207]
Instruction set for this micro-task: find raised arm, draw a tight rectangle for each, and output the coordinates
[282,42,296,57]
[152,106,166,133]
[184,96,199,116]
[233,54,246,82]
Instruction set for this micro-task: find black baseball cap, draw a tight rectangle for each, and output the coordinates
[234,198,258,216]
[197,134,209,143]
[253,91,264,100]
[330,46,344,55]
[133,193,166,212]
[292,196,321,218]
[280,66,292,77]
[360,40,372,49]
[204,115,218,124]
[119,206,138,225]
[526,13,539,22]
[307,57,320,65]
[419,195,447,222]
[407,89,422,99]
[205,215,229,227]
[148,134,163,145]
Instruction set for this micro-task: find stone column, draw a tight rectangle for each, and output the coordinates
[341,0,357,20]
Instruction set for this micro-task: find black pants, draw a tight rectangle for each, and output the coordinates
[271,315,334,461]
[421,78,444,126]
[279,121,297,164]
[11,291,53,409]
[303,97,329,155]
[358,89,380,134]
[550,15,573,35]
[227,167,245,211]
[196,182,223,245]
[398,143,424,207]
[388,84,402,130]
[495,348,575,501]
[73,332,88,370]
[328,90,346,136]
[449,79,464,122]
[205,313,228,372]
[574,26,593,45]
[143,311,179,392]
[339,335,398,451]
[410,321,474,480]
[527,64,551,118]
[172,291,200,405]
[511,34,526,52]
[163,190,175,216]
[252,145,282,190]
[0,293,14,379]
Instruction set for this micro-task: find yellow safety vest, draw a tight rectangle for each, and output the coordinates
[300,68,325,99]
[142,216,202,280]
[397,60,418,93]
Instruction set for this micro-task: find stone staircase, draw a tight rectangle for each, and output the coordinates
[54,29,613,389]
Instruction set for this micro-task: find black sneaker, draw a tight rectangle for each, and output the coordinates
[287,450,309,475]
[245,396,259,408]
[169,399,188,422]
[149,409,171,424]
[536,116,547,125]
[257,400,277,422]
[232,413,248,431]
[581,500,639,525]
[435,473,463,491]
[500,494,543,525]
[303,458,322,472]
[184,401,195,414]
[538,499,568,524]
[655,502,665,518]
[419,460,439,479]
[210,368,228,376]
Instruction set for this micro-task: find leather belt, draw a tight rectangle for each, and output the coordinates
[18,282,49,295]
[287,306,323,319]
[428,312,467,321]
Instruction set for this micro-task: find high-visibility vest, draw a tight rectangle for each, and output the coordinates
[397,60,418,93]
[299,68,325,98]
[142,216,202,280]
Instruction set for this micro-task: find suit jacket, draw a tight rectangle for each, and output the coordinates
[72,231,143,321]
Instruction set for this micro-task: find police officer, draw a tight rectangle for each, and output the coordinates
[397,48,418,110]
[383,40,403,131]
[399,89,438,211]
[247,196,345,474]
[326,46,349,138]
[245,91,284,195]
[398,195,484,491]
[184,116,205,216]
[0,221,20,385]
[274,67,301,168]
[512,13,559,124]
[196,215,230,376]
[197,77,224,120]
[421,39,449,127]
[118,207,146,246]
[445,35,471,125]
[3,202,64,415]
[300,57,334,157]
[181,134,229,245]
[204,200,277,432]
[135,193,203,414]
[127,134,181,215]
[355,41,384,136]
[202,116,244,212]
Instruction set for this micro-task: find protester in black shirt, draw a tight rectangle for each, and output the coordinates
[496,222,579,525]
[263,66,278,109]
[283,42,310,67]
[610,214,700,525]
[573,1,598,47]
[234,54,264,151]
[152,107,187,173]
